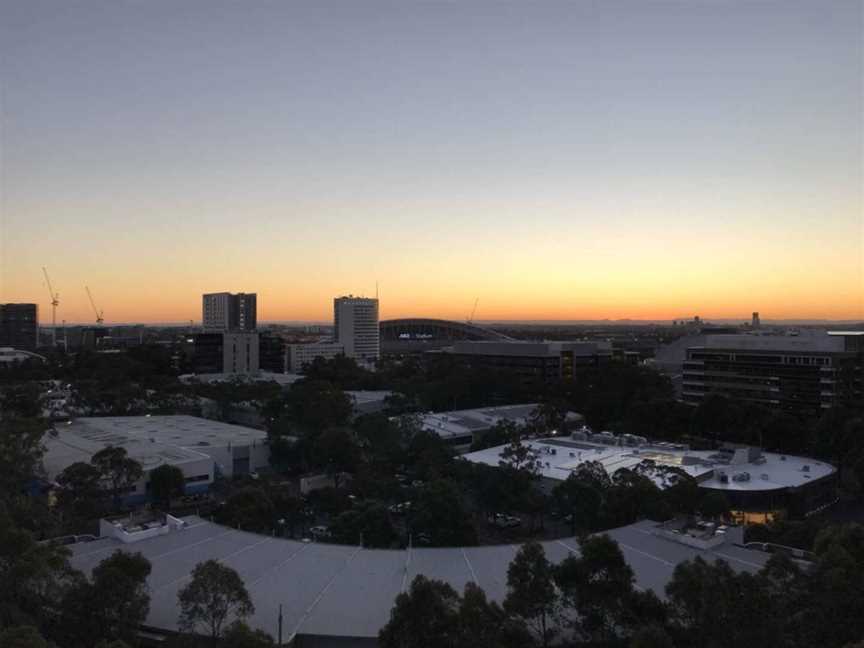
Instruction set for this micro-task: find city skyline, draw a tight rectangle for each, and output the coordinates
[1,1,862,323]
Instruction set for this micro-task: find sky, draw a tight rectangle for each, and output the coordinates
[1,0,862,324]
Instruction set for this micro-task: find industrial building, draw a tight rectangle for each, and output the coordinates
[463,433,836,523]
[681,331,864,413]
[42,416,270,503]
[419,403,584,452]
[67,515,773,648]
[334,296,380,363]
[0,303,38,351]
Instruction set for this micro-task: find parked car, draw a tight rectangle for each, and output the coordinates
[388,501,412,515]
[487,513,521,529]
[310,525,331,540]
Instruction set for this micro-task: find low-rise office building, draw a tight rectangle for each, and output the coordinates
[681,331,864,414]
[192,332,260,375]
[0,303,38,350]
[43,416,270,503]
[285,341,345,373]
[463,432,836,523]
[447,340,613,391]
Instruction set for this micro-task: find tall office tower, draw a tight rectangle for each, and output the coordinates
[0,303,38,350]
[334,296,379,362]
[202,292,257,331]
[752,312,761,328]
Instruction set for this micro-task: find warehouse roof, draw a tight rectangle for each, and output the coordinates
[67,517,770,641]
[419,404,584,441]
[42,416,267,476]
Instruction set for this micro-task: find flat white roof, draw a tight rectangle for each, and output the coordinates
[419,404,582,441]
[462,438,835,492]
[43,416,267,476]
[68,516,772,640]
[347,390,393,404]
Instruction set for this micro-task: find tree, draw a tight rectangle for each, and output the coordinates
[456,582,509,648]
[218,487,274,533]
[553,474,603,537]
[503,542,559,648]
[0,503,73,628]
[410,480,477,547]
[499,431,541,476]
[91,446,143,508]
[603,469,668,528]
[330,501,395,548]
[284,380,354,434]
[222,621,276,648]
[313,427,361,490]
[378,575,460,648]
[56,461,106,526]
[0,418,48,513]
[149,464,186,510]
[555,534,642,643]
[0,383,44,418]
[698,491,729,520]
[178,560,254,640]
[61,551,152,647]
[794,524,864,647]
[0,626,49,648]
[666,556,782,648]
[90,551,152,642]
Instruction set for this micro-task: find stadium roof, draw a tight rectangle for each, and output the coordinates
[67,516,771,642]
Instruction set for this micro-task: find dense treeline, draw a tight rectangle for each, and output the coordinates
[380,524,864,648]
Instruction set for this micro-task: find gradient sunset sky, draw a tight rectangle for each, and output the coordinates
[1,0,862,324]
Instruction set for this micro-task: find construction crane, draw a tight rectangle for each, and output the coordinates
[42,267,59,347]
[467,297,479,325]
[85,286,104,325]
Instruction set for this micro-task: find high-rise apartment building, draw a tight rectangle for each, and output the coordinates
[0,303,39,350]
[202,293,257,331]
[334,296,379,362]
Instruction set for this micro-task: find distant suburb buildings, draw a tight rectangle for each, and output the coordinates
[42,416,270,503]
[0,302,39,351]
[681,331,864,413]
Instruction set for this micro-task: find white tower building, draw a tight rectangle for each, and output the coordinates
[334,296,379,362]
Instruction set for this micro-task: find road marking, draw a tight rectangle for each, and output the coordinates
[462,548,479,586]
